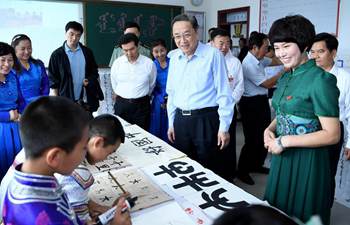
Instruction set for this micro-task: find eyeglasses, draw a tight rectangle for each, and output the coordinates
[173,32,193,41]
[216,41,230,48]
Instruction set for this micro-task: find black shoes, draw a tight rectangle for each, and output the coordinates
[252,167,270,174]
[236,167,269,185]
[237,173,255,185]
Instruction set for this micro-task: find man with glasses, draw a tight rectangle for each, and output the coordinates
[166,14,234,181]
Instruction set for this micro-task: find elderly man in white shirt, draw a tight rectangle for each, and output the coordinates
[211,28,244,181]
[310,32,350,205]
[111,33,156,130]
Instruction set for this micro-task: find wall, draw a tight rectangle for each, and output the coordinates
[201,0,350,68]
[204,0,260,33]
[0,1,84,66]
[108,0,349,66]
[107,0,259,41]
[107,0,209,12]
[337,0,350,68]
[106,0,211,40]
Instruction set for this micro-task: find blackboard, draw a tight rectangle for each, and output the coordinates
[85,1,183,67]
[259,0,340,35]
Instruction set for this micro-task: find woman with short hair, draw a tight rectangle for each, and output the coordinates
[264,15,340,225]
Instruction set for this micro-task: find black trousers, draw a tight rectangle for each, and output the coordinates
[114,96,150,130]
[214,106,237,181]
[174,108,225,177]
[238,95,271,174]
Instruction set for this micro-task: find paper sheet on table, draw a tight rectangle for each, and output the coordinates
[117,124,186,167]
[183,183,263,219]
[142,157,208,185]
[84,154,131,174]
[89,167,172,211]
[142,157,264,220]
[160,184,213,225]
[142,157,233,198]
[132,201,196,225]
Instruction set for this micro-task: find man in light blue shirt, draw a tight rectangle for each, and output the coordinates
[48,21,104,113]
[166,14,234,179]
[65,42,86,101]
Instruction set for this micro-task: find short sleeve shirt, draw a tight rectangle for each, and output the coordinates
[272,60,339,119]
[242,52,272,96]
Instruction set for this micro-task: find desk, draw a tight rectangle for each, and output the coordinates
[88,122,264,225]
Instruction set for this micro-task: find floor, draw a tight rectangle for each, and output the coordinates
[234,121,349,225]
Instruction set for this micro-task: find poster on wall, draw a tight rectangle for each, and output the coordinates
[259,0,340,35]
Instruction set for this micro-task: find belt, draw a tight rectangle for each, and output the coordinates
[116,95,149,104]
[241,95,268,100]
[176,106,218,116]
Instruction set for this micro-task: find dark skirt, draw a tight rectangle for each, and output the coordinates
[0,122,22,181]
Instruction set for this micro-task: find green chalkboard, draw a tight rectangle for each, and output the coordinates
[85,1,183,67]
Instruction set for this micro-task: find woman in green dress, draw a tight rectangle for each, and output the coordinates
[263,15,340,225]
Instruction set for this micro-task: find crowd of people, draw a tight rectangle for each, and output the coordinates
[0,13,349,225]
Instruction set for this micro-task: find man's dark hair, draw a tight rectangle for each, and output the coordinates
[249,31,258,38]
[171,14,198,31]
[20,96,91,159]
[123,21,141,32]
[207,27,218,42]
[0,42,20,72]
[248,32,268,50]
[65,21,84,34]
[208,27,217,34]
[267,45,274,52]
[213,205,298,225]
[268,15,315,52]
[239,37,247,46]
[313,32,339,52]
[210,28,230,41]
[118,33,139,47]
[89,114,125,147]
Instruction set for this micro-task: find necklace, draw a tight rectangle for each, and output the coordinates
[21,61,30,70]
[159,60,167,69]
[0,74,6,83]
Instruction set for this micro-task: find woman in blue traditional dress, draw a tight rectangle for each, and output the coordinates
[0,42,23,181]
[11,34,49,110]
[149,39,169,141]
